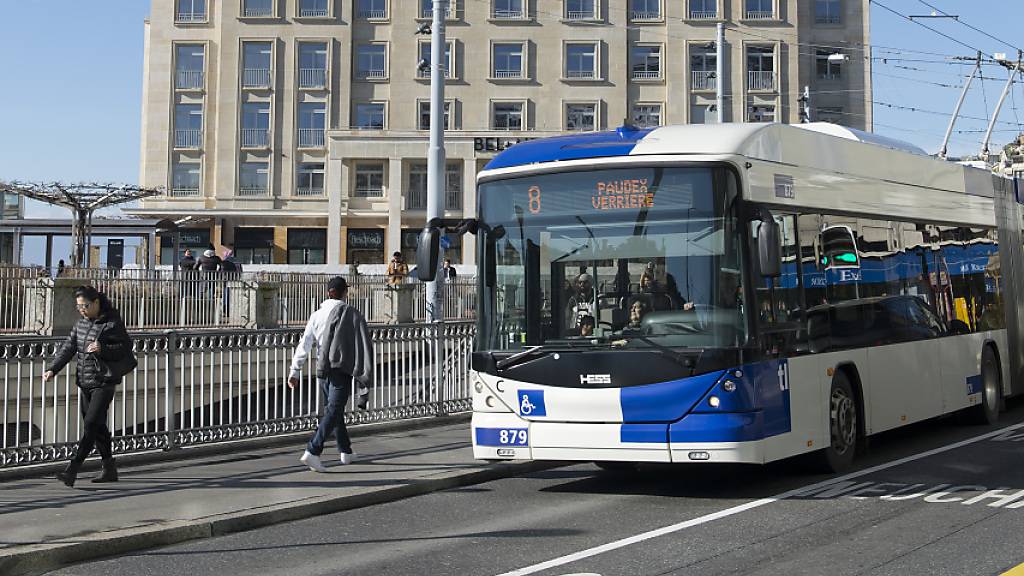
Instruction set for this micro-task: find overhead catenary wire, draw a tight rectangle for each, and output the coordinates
[871,0,993,59]
[916,0,1024,54]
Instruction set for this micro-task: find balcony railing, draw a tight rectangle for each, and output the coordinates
[816,14,841,24]
[296,186,324,197]
[175,11,207,23]
[358,8,387,19]
[354,186,385,198]
[565,10,597,20]
[238,185,269,197]
[817,72,841,81]
[492,8,525,19]
[170,186,201,197]
[360,69,387,80]
[407,190,427,210]
[632,69,661,80]
[747,70,776,91]
[565,69,596,79]
[631,10,660,21]
[241,129,270,148]
[176,70,205,90]
[688,10,718,19]
[298,7,329,17]
[298,129,325,148]
[691,70,716,90]
[243,3,274,17]
[298,68,327,88]
[420,6,453,19]
[744,10,774,19]
[174,129,203,149]
[242,68,272,88]
[492,69,523,79]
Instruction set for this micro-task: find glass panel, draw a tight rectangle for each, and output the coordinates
[357,45,387,77]
[566,103,596,131]
[566,44,597,78]
[493,43,523,77]
[354,103,385,129]
[493,102,524,130]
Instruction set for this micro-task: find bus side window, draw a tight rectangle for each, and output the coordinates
[755,213,804,356]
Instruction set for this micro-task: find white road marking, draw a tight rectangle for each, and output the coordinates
[496,421,1024,576]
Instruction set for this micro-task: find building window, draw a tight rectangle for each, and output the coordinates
[356,44,388,79]
[354,163,385,197]
[174,104,203,149]
[745,0,773,19]
[347,229,384,265]
[2,191,19,219]
[688,0,717,19]
[175,44,205,90]
[815,0,841,23]
[242,42,273,88]
[748,104,776,122]
[159,228,211,265]
[420,0,454,19]
[816,49,843,80]
[631,45,661,80]
[747,45,775,90]
[296,163,325,196]
[357,0,388,19]
[632,103,662,128]
[234,228,274,264]
[176,0,207,23]
[565,42,598,79]
[298,0,329,17]
[566,102,597,131]
[239,162,270,196]
[418,40,454,79]
[287,228,327,264]
[565,0,597,20]
[353,102,386,129]
[493,0,525,19]
[297,102,326,148]
[242,0,275,18]
[492,43,525,79]
[817,106,844,124]
[407,163,463,210]
[298,42,328,89]
[690,103,718,124]
[690,45,717,90]
[171,162,202,197]
[631,0,660,21]
[241,102,271,148]
[417,100,453,130]
[492,101,525,130]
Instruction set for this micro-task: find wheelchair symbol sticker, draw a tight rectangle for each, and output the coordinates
[518,389,546,417]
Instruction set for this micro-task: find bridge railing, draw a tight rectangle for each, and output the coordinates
[0,321,475,469]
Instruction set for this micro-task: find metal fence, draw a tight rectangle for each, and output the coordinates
[0,267,477,334]
[0,321,475,468]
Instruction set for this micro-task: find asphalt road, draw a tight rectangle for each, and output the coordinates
[48,401,1024,576]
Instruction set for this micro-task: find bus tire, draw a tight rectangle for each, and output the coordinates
[594,461,639,472]
[812,371,859,473]
[969,346,1002,425]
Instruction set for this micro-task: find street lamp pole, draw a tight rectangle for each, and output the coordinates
[425,0,448,323]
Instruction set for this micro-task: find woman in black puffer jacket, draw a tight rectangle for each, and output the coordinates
[44,286,134,487]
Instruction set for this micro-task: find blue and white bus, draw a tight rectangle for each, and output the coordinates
[418,122,1023,471]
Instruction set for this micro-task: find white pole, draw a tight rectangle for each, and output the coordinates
[940,53,981,160]
[716,23,725,123]
[426,0,448,323]
[981,61,1020,160]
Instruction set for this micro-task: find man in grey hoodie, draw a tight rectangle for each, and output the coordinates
[290,277,373,472]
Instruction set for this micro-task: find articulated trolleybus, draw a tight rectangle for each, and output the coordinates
[421,122,1024,472]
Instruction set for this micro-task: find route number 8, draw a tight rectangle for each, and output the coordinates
[528,186,541,214]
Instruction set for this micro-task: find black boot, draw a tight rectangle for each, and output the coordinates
[92,458,118,483]
[56,460,82,488]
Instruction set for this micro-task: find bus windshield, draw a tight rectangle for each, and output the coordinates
[478,166,745,351]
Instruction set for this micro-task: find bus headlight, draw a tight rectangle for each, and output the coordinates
[474,382,484,394]
[722,380,737,393]
[708,396,721,408]
[485,396,497,408]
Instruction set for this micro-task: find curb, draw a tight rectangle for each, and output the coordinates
[0,413,471,482]
[0,458,562,576]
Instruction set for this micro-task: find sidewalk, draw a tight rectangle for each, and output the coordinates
[0,421,553,576]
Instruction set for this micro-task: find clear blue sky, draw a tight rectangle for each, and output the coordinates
[1,1,1023,219]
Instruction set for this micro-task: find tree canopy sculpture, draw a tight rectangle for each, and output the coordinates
[0,181,163,266]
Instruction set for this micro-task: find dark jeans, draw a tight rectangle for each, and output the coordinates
[73,386,116,463]
[307,371,353,456]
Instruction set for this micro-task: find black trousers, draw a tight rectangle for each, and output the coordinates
[73,386,116,463]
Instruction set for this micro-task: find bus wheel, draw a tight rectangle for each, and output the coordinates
[594,461,639,472]
[970,347,1002,425]
[812,371,859,473]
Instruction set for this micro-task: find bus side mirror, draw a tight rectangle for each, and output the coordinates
[415,227,441,281]
[758,218,782,278]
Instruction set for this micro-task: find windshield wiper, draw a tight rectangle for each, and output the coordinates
[610,335,701,372]
[495,342,592,371]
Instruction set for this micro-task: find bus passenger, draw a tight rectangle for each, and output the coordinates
[578,315,596,338]
[626,298,650,332]
[566,273,595,331]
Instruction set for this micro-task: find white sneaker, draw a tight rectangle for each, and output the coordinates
[300,450,327,473]
[339,452,356,465]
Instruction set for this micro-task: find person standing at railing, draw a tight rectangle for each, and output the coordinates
[442,258,457,284]
[386,251,408,288]
[178,249,196,271]
[43,286,136,488]
[289,276,371,472]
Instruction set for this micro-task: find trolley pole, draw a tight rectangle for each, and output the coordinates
[425,0,448,323]
[716,23,725,123]
[940,53,981,160]
[980,50,1023,161]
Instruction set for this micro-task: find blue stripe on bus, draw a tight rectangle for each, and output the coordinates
[620,424,669,444]
[669,412,764,443]
[966,374,983,395]
[484,128,656,170]
[619,370,725,423]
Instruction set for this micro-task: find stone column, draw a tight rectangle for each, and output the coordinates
[386,157,403,259]
[461,157,477,266]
